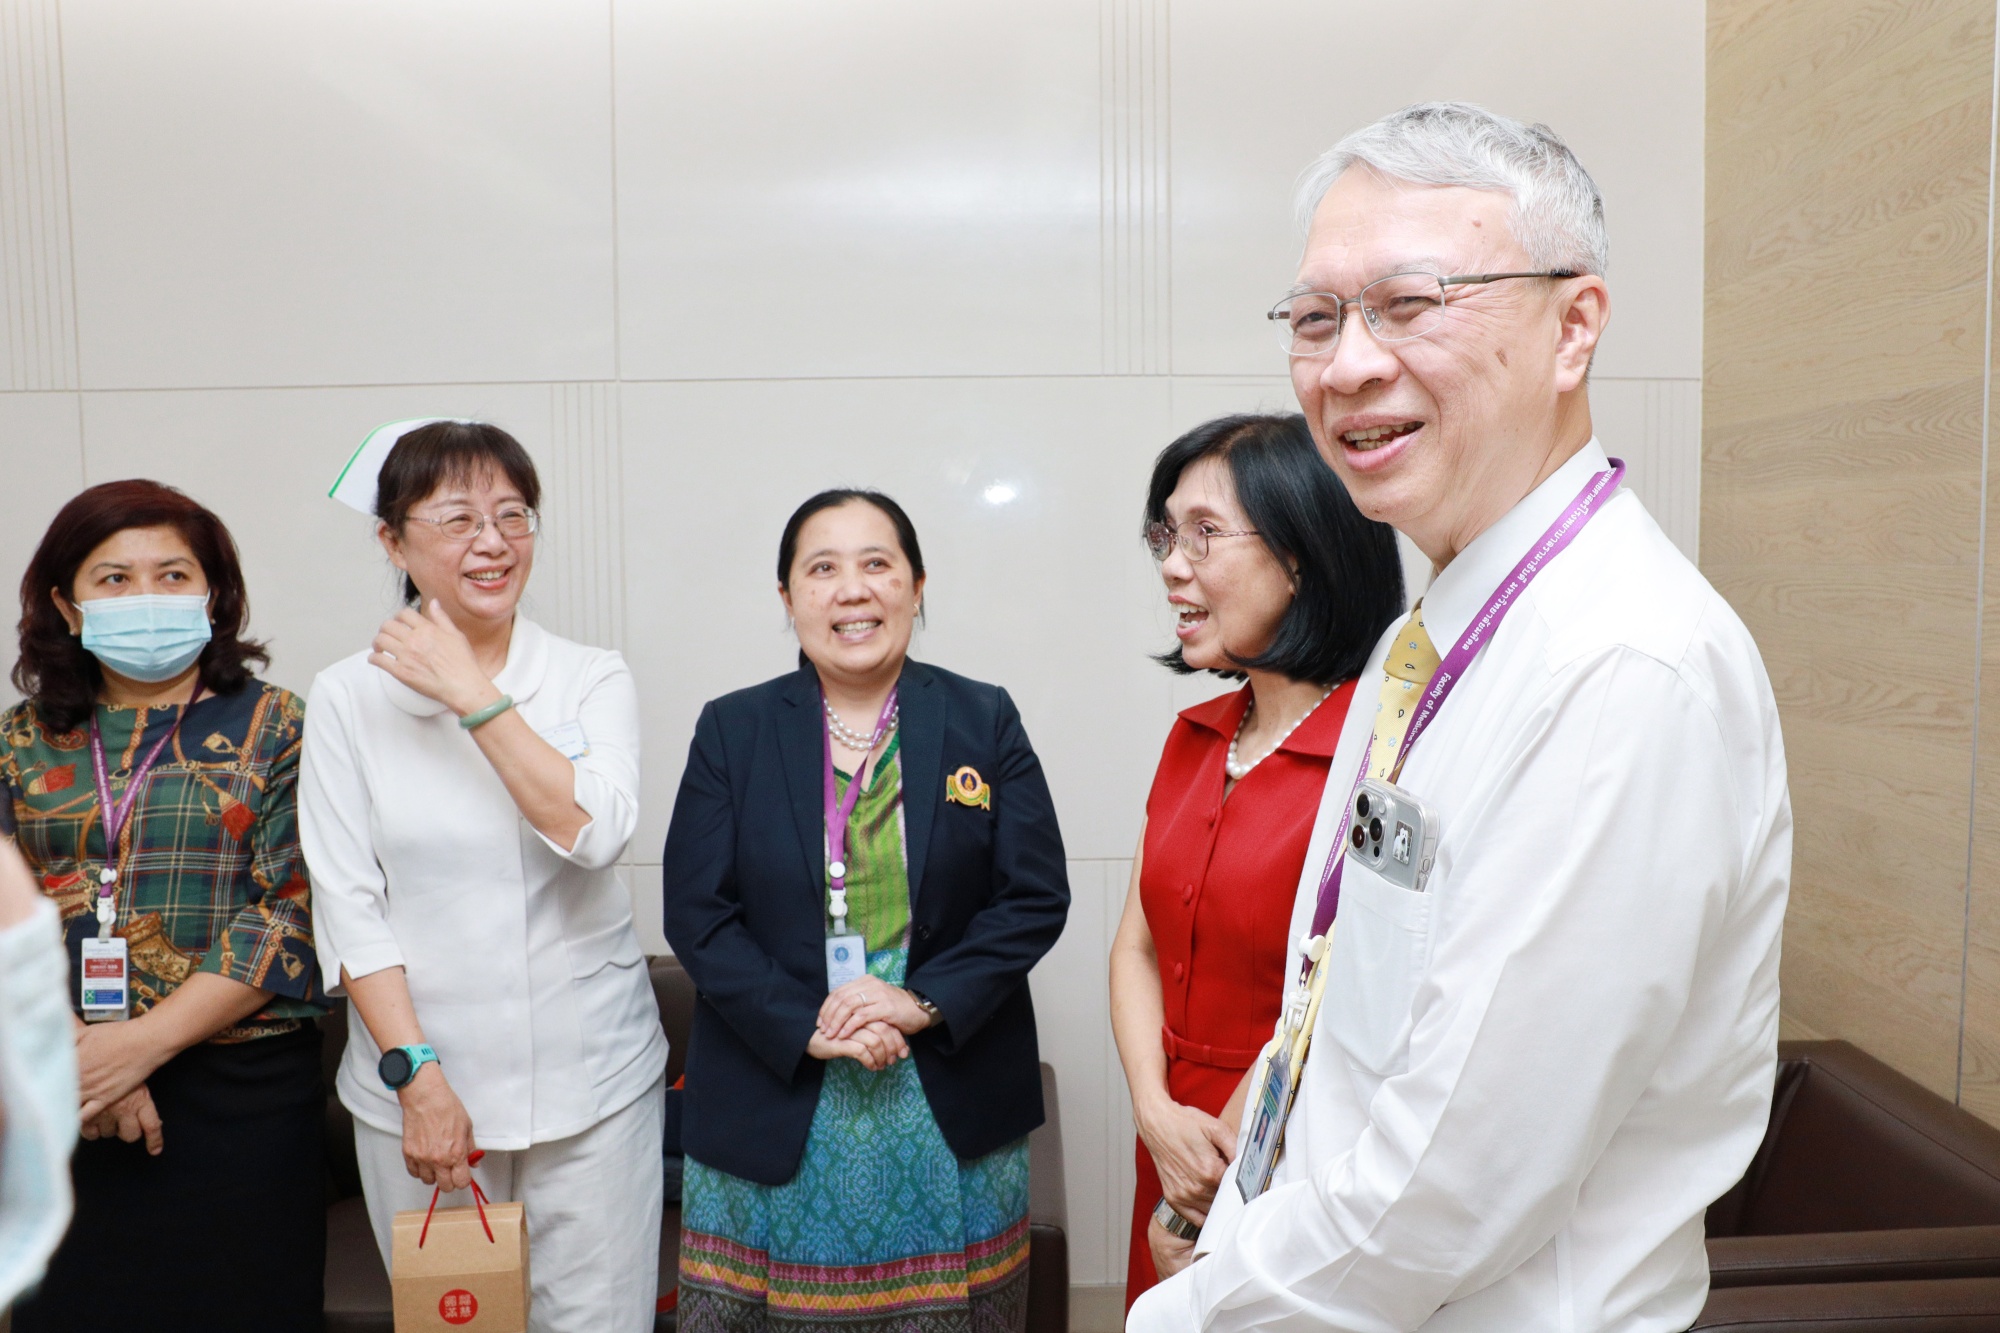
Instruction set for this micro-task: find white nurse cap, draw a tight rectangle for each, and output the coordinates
[328,418,474,515]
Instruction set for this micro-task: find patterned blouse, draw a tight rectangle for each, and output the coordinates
[0,680,324,1039]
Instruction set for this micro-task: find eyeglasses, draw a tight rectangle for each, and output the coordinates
[1145,520,1259,563]
[406,506,541,542]
[1267,269,1577,357]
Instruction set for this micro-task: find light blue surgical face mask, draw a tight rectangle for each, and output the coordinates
[77,593,212,683]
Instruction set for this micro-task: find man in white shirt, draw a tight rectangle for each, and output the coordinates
[1128,102,1791,1332]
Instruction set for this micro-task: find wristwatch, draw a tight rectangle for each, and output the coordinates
[905,989,944,1029]
[1152,1197,1202,1241]
[378,1043,441,1091]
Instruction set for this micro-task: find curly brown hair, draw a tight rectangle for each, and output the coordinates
[13,480,268,732]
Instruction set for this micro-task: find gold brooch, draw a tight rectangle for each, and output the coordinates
[946,765,991,809]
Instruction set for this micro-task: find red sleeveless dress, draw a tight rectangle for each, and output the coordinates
[1125,679,1356,1307]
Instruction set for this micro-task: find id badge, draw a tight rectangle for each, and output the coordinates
[1235,1044,1292,1202]
[80,936,130,1022]
[825,932,868,990]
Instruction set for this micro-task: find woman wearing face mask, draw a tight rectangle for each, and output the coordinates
[1109,415,1404,1303]
[662,489,1070,1333]
[300,420,665,1333]
[2,480,326,1332]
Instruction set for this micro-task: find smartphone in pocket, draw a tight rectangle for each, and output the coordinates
[1345,778,1439,894]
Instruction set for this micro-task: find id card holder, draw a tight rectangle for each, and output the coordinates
[1236,1044,1291,1202]
[825,932,868,990]
[1236,938,1332,1202]
[81,935,131,1022]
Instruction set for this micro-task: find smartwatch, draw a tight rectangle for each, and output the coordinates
[378,1043,440,1091]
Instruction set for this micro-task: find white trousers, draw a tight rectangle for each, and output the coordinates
[354,1076,665,1333]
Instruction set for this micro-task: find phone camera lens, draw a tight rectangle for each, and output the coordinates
[1356,793,1371,818]
[1368,818,1383,843]
[1350,825,1366,849]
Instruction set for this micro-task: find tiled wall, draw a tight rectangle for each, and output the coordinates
[0,0,1704,1286]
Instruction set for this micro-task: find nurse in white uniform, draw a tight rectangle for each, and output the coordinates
[301,419,667,1333]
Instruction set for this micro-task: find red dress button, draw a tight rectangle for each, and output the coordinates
[1182,885,1195,905]
[1173,962,1186,983]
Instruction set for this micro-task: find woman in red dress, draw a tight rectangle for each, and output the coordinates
[1110,414,1403,1306]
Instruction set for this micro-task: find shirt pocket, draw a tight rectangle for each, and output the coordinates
[1323,859,1432,1077]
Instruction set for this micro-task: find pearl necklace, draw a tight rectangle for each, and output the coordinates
[825,697,899,752]
[1226,687,1334,781]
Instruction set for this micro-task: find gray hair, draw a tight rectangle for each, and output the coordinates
[1296,102,1608,276]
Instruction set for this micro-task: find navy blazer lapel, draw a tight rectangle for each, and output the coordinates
[899,660,944,907]
[777,664,825,899]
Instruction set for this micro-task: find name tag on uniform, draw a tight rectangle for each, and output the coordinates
[81,936,130,1021]
[538,719,591,760]
[825,933,868,990]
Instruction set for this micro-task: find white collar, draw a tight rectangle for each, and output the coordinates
[374,615,550,717]
[1418,437,1613,652]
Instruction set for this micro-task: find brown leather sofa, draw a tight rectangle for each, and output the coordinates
[1694,1040,2000,1330]
[322,957,1070,1333]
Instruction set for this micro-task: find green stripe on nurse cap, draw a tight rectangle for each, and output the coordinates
[329,418,472,515]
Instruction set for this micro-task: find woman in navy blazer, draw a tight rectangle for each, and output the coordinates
[662,489,1069,1333]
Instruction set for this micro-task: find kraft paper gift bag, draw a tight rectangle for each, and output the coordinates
[391,1155,530,1333]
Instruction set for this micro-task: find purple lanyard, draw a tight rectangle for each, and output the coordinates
[88,682,203,910]
[1305,461,1626,950]
[821,686,900,927]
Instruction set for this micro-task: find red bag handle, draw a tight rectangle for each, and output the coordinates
[418,1149,495,1248]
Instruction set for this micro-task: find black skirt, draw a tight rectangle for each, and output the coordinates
[13,1025,325,1333]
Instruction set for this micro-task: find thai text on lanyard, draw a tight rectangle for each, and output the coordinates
[822,686,900,937]
[88,681,204,939]
[1301,459,1626,968]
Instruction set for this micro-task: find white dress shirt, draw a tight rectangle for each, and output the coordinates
[300,616,667,1149]
[1130,440,1792,1332]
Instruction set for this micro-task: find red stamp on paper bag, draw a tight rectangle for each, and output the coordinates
[439,1289,478,1324]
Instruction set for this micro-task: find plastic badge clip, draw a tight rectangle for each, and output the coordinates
[418,1148,494,1247]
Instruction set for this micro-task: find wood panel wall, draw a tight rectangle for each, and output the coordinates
[1705,0,1996,1101]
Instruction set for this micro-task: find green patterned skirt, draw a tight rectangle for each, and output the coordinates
[678,950,1030,1333]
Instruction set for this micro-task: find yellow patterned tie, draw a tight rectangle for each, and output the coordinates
[1366,604,1442,781]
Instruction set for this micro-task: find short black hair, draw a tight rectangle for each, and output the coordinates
[777,489,926,589]
[374,421,542,605]
[778,490,927,669]
[1145,413,1403,684]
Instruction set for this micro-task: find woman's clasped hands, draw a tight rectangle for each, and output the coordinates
[1137,1095,1235,1223]
[74,1020,166,1144]
[74,1011,168,1155]
[810,974,932,1071]
[1139,1096,1235,1279]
